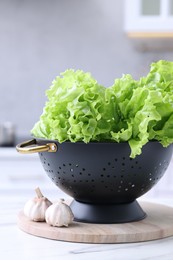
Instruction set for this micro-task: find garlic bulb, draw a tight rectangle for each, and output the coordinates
[24,187,52,222]
[45,199,74,227]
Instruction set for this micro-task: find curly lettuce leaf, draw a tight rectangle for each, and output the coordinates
[106,75,162,157]
[31,69,115,143]
[31,60,173,158]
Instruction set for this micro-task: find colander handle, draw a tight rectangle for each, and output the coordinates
[16,139,57,154]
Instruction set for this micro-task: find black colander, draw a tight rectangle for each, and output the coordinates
[16,139,173,224]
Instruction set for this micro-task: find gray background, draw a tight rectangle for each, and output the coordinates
[1,0,173,138]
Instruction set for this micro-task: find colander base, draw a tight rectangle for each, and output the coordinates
[70,199,146,224]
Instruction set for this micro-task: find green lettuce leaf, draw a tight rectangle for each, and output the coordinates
[31,69,114,143]
[31,60,173,158]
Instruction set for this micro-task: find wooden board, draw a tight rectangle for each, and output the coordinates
[17,202,173,244]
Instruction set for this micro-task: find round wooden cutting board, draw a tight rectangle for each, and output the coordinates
[17,202,173,244]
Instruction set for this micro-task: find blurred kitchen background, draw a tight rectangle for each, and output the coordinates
[1,0,173,141]
[1,0,173,200]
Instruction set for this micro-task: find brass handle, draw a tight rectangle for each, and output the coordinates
[16,139,57,154]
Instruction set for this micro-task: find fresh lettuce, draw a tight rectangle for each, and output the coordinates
[31,60,173,158]
[31,70,114,143]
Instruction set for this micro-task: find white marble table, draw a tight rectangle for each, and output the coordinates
[1,148,173,260]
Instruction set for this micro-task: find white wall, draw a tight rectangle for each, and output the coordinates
[1,0,173,137]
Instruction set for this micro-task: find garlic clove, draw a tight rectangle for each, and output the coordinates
[23,187,52,222]
[45,199,74,227]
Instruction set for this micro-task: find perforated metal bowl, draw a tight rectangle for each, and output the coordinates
[16,139,173,224]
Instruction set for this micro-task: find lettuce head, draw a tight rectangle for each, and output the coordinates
[31,60,173,158]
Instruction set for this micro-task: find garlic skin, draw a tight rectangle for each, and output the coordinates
[45,199,74,227]
[24,187,52,222]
